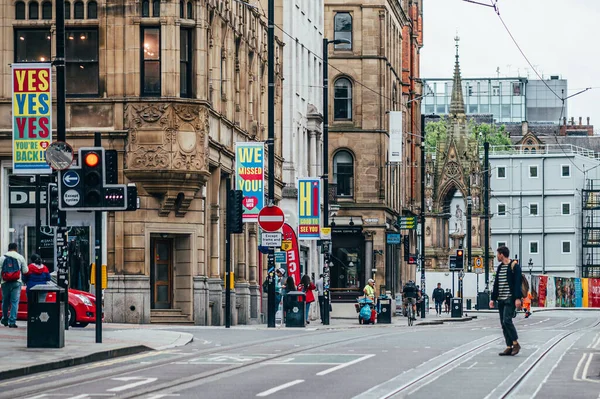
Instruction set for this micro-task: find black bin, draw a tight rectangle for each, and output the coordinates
[27,285,65,348]
[477,292,490,310]
[377,297,392,324]
[451,298,463,318]
[284,291,306,328]
[466,299,472,310]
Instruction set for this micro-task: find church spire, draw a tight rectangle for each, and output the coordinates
[449,35,466,117]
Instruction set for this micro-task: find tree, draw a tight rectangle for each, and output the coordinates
[424,117,512,151]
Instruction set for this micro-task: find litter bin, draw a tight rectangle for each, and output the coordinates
[377,296,392,324]
[477,292,490,310]
[284,291,306,328]
[451,298,463,318]
[466,298,472,310]
[27,284,65,348]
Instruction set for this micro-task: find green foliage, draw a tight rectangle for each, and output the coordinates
[424,117,512,151]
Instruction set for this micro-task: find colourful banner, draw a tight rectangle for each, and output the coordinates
[282,223,301,285]
[583,278,589,307]
[538,275,547,307]
[574,278,583,308]
[531,275,539,307]
[12,64,52,175]
[235,142,264,221]
[555,277,575,307]
[297,178,321,240]
[589,278,600,307]
[546,277,556,307]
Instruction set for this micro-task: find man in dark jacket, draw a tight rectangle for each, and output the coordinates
[490,246,523,356]
[432,283,445,316]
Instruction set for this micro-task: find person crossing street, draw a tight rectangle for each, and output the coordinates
[432,283,445,316]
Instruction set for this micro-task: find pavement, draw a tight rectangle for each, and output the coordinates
[0,323,194,381]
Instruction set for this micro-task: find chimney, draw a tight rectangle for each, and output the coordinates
[579,117,583,125]
[587,117,590,126]
[521,121,528,136]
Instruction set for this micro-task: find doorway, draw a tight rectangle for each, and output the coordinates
[151,238,173,309]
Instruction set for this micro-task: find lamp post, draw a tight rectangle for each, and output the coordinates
[322,37,350,326]
[528,258,533,282]
[481,133,490,293]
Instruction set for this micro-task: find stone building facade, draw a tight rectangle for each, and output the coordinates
[0,0,284,325]
[324,0,422,299]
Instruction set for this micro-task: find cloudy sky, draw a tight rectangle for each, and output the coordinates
[421,0,600,127]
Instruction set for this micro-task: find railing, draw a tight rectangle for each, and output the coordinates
[488,144,600,160]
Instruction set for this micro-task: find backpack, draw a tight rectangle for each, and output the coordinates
[1,256,21,282]
[510,260,529,299]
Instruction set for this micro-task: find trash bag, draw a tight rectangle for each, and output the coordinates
[360,304,372,321]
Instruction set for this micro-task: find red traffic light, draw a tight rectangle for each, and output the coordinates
[84,152,100,168]
[457,250,464,257]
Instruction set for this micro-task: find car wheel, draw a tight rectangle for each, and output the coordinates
[68,305,77,327]
[75,322,89,328]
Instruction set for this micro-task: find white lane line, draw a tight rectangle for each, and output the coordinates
[107,377,158,392]
[256,380,304,397]
[466,361,478,370]
[573,353,588,381]
[317,354,375,376]
[146,395,181,399]
[581,353,599,383]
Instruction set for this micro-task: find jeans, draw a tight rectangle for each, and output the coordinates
[1,281,22,325]
[305,302,311,321]
[498,298,519,346]
[435,301,443,314]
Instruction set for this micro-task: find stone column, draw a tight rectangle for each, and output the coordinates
[248,223,260,320]
[309,130,318,177]
[236,231,250,324]
[207,171,222,325]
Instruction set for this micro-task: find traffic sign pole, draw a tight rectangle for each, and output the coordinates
[258,206,284,328]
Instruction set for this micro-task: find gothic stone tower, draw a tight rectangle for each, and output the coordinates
[423,38,485,270]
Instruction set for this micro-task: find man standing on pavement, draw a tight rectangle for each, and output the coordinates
[1,243,28,328]
[432,283,445,316]
[490,245,523,356]
[315,274,325,322]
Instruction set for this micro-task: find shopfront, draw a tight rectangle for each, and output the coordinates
[330,226,365,302]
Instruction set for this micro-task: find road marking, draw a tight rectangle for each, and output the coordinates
[588,332,600,349]
[67,395,114,399]
[146,395,181,399]
[466,361,478,370]
[574,353,588,381]
[317,354,375,376]
[256,380,304,397]
[107,377,158,392]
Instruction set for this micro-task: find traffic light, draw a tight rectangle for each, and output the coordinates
[403,235,410,262]
[104,150,118,184]
[81,149,103,207]
[227,190,244,234]
[456,249,464,269]
[126,185,138,211]
[47,183,60,226]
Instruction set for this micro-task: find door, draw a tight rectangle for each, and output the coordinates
[151,238,173,309]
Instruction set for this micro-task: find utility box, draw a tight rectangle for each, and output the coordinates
[477,292,490,310]
[284,291,306,328]
[27,285,65,348]
[377,297,392,324]
[451,298,463,318]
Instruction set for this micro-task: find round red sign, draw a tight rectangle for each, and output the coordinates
[258,206,285,232]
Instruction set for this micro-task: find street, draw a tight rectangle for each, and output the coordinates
[1,311,599,399]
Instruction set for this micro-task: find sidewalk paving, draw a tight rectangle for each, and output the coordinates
[0,324,193,381]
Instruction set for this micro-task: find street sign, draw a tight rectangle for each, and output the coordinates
[387,233,401,244]
[62,170,80,188]
[321,227,332,240]
[399,216,417,230]
[275,252,286,263]
[63,189,80,206]
[258,206,285,232]
[46,141,74,171]
[281,240,292,251]
[262,232,282,247]
[474,257,483,274]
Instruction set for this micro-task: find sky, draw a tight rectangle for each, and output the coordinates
[421,0,600,127]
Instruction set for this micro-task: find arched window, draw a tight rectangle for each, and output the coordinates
[41,1,51,19]
[142,0,149,17]
[64,1,71,19]
[334,78,352,120]
[87,0,97,18]
[29,1,39,19]
[187,1,193,19]
[73,0,84,19]
[334,13,352,50]
[333,150,354,197]
[179,0,183,18]
[152,0,160,17]
[15,1,26,19]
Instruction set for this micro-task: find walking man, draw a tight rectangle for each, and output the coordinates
[315,274,325,322]
[490,245,523,356]
[1,243,28,328]
[432,283,445,316]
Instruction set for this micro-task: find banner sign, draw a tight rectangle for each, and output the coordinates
[388,111,403,163]
[386,233,401,244]
[282,223,301,284]
[297,178,321,240]
[538,275,547,307]
[546,276,556,307]
[574,278,582,308]
[590,278,600,307]
[12,63,53,175]
[235,142,264,222]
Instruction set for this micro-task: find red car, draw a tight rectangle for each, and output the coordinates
[0,285,98,328]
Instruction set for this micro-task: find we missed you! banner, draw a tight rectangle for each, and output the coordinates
[235,142,264,221]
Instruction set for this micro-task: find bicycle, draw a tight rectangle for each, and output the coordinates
[406,302,416,326]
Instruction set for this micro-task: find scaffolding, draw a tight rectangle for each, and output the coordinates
[582,179,600,277]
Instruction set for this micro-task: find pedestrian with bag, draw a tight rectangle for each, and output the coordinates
[432,283,445,316]
[297,274,316,324]
[0,243,28,328]
[490,245,523,356]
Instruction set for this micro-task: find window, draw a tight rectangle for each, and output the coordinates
[152,0,160,17]
[529,241,539,254]
[529,203,538,216]
[87,1,97,19]
[529,165,538,178]
[15,29,51,63]
[492,85,499,96]
[187,1,192,18]
[142,0,149,17]
[333,150,354,197]
[66,30,99,95]
[497,166,506,179]
[497,241,507,249]
[29,1,39,19]
[73,0,83,19]
[180,28,192,98]
[15,1,26,19]
[512,82,522,96]
[333,13,352,50]
[65,1,70,19]
[179,0,184,17]
[497,204,506,216]
[561,241,571,254]
[561,202,571,215]
[333,78,352,120]
[41,1,51,19]
[142,27,161,96]
[561,164,571,177]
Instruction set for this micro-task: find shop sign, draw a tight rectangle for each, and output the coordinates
[9,186,46,208]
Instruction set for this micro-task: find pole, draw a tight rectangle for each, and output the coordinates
[322,38,331,325]
[420,114,426,319]
[94,133,102,343]
[35,175,42,254]
[225,180,232,329]
[519,161,523,266]
[467,187,472,274]
[55,0,67,227]
[266,0,276,328]
[484,140,490,291]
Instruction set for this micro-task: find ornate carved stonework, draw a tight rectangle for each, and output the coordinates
[124,102,210,217]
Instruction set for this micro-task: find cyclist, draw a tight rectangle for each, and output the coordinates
[403,280,419,320]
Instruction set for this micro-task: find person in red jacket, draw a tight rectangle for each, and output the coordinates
[298,274,316,324]
[23,254,51,294]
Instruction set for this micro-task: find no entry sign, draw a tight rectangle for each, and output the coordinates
[258,206,285,232]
